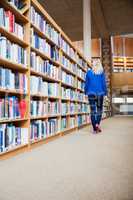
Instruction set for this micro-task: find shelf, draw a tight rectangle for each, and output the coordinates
[77,75,85,82]
[61,64,76,76]
[0,88,27,95]
[0,27,28,47]
[48,114,61,118]
[77,63,87,72]
[31,46,60,66]
[61,49,77,64]
[30,69,60,83]
[0,144,28,156]
[77,88,84,93]
[0,118,29,124]
[30,116,48,120]
[61,82,76,90]
[0,57,28,71]
[48,96,60,100]
[30,94,48,98]
[0,0,29,24]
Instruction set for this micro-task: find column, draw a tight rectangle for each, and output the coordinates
[83,0,91,60]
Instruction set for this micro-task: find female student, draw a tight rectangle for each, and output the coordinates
[84,59,107,133]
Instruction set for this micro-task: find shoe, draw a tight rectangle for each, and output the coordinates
[96,124,102,132]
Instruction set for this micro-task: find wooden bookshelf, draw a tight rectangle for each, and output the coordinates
[0,0,92,159]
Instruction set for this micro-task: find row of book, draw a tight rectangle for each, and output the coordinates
[61,103,69,115]
[30,118,58,141]
[30,6,77,62]
[30,76,59,97]
[61,117,67,130]
[60,53,77,73]
[30,6,60,47]
[61,87,77,100]
[62,71,76,87]
[77,103,90,113]
[0,8,24,39]
[77,54,87,68]
[0,124,28,153]
[48,101,59,115]
[78,114,89,126]
[31,29,51,58]
[30,51,59,80]
[77,68,86,80]
[30,100,47,117]
[77,80,85,91]
[0,35,27,65]
[70,117,75,128]
[0,66,27,93]
[0,96,27,119]
[7,0,27,10]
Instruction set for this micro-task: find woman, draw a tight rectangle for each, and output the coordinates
[84,59,107,133]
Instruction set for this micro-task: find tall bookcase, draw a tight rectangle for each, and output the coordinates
[0,0,91,159]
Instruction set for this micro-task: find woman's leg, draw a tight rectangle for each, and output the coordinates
[96,96,104,125]
[88,95,97,131]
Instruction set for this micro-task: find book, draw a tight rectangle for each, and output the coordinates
[30,100,47,117]
[0,66,27,93]
[0,8,24,39]
[48,83,59,97]
[61,70,76,87]
[70,103,77,114]
[61,87,77,100]
[8,0,27,10]
[31,28,51,58]
[30,51,59,80]
[77,68,86,80]
[30,6,60,47]
[48,101,59,115]
[30,120,47,141]
[61,117,67,130]
[61,103,69,115]
[60,38,76,61]
[0,123,28,153]
[0,96,27,120]
[30,76,48,96]
[77,80,85,91]
[0,35,27,65]
[60,53,77,73]
[70,117,75,128]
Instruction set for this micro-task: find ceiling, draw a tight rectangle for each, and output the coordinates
[38,0,133,41]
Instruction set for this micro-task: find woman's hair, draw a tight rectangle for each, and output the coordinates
[92,59,103,74]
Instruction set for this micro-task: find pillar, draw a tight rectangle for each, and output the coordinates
[83,0,91,60]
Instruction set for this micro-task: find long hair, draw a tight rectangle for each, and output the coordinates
[92,59,103,75]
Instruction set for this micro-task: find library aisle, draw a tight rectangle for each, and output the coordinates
[0,116,133,200]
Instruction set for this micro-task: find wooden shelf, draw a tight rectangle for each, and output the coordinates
[0,0,91,159]
[61,82,76,90]
[0,27,28,47]
[0,118,29,124]
[0,0,29,24]
[61,64,76,76]
[31,46,60,66]
[0,57,28,71]
[0,144,28,156]
[30,69,60,83]
[0,88,27,95]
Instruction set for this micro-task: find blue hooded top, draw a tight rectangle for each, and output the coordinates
[84,69,107,96]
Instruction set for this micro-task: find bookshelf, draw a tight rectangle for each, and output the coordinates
[0,0,91,159]
[112,56,133,73]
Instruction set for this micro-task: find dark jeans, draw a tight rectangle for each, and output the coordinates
[88,95,104,131]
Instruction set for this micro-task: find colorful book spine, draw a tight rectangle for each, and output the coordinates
[70,103,77,114]
[8,0,27,10]
[60,38,76,61]
[30,76,48,96]
[30,6,61,47]
[77,68,86,80]
[30,120,47,141]
[60,53,77,73]
[77,80,85,91]
[30,100,47,117]
[30,52,59,80]
[62,71,76,87]
[70,117,75,128]
[0,96,27,119]
[48,101,59,115]
[0,8,24,39]
[31,28,51,57]
[77,115,86,126]
[48,83,59,97]
[0,35,27,65]
[61,103,69,114]
[0,123,28,153]
[61,87,77,100]
[61,117,67,130]
[0,66,27,93]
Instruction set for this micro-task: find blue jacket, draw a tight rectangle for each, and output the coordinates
[84,69,107,96]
